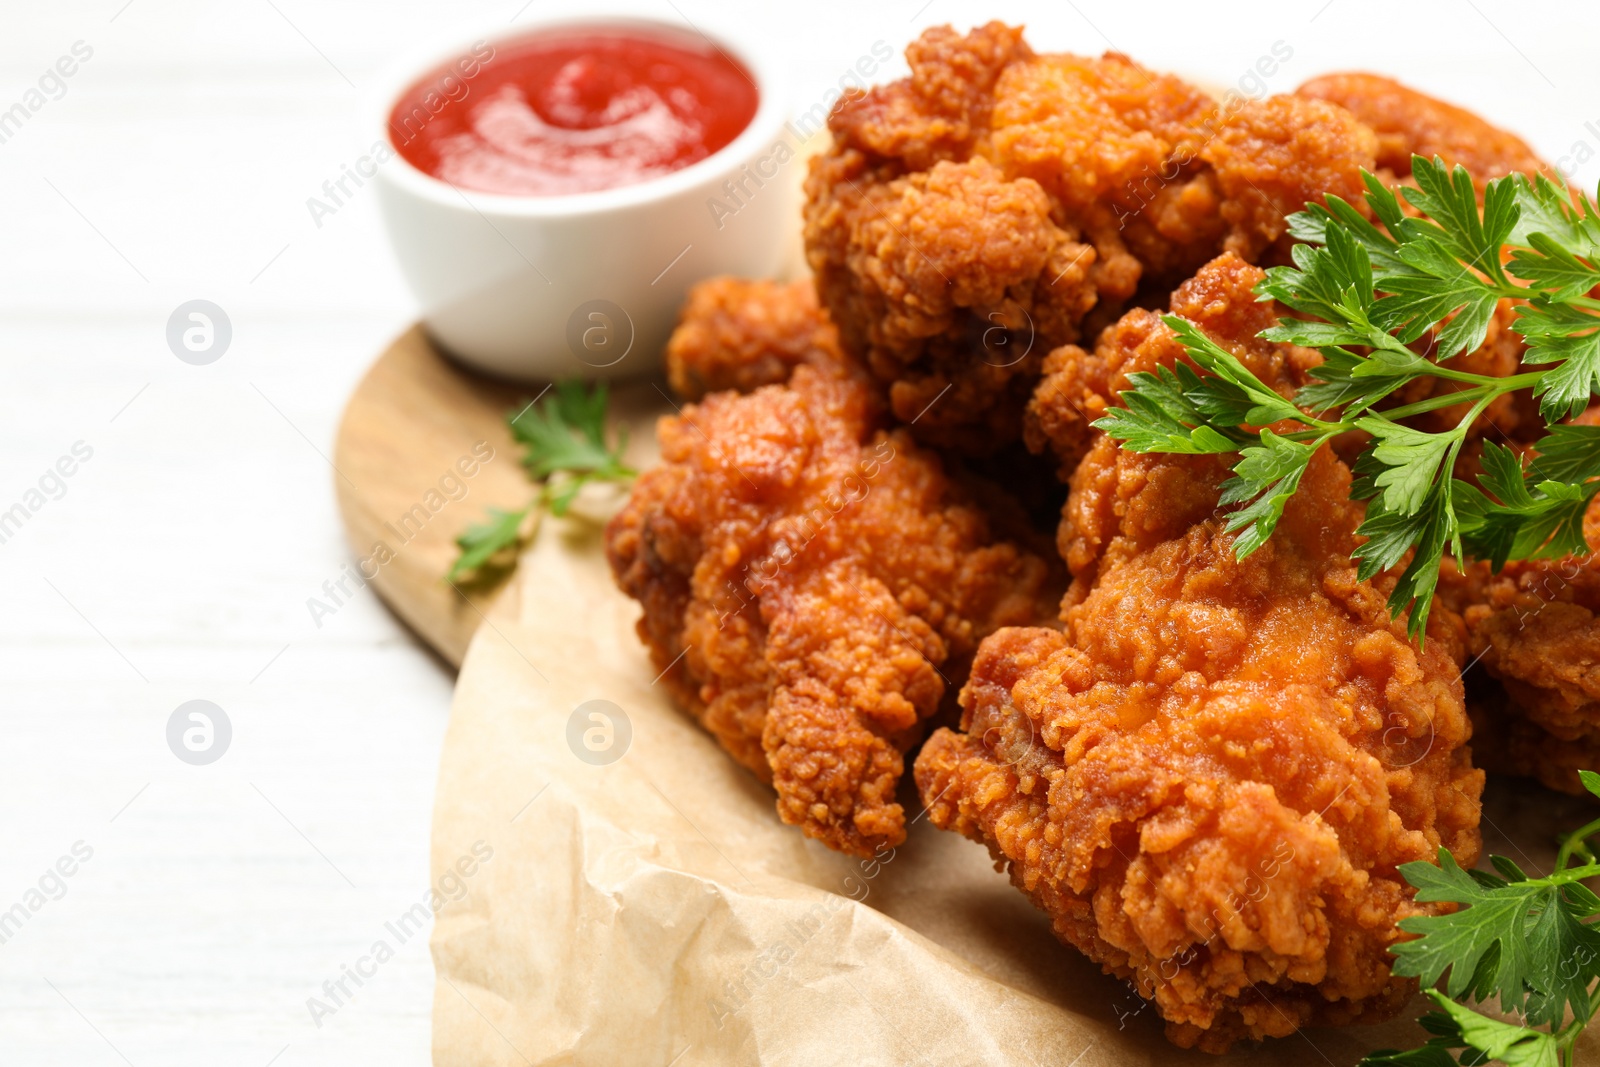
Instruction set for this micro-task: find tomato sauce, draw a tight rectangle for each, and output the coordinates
[390,27,759,196]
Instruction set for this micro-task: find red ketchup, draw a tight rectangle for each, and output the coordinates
[390,28,759,196]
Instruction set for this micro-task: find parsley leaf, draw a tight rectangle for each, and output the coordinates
[447,507,528,583]
[1091,363,1247,454]
[1354,480,1453,638]
[1294,345,1415,416]
[1218,430,1318,556]
[1510,232,1600,303]
[1510,172,1600,259]
[448,380,636,582]
[1425,992,1560,1067]
[1355,778,1600,1067]
[1522,312,1600,423]
[1395,850,1564,1021]
[1357,418,1459,516]
[1374,235,1503,359]
[1400,156,1519,284]
[1365,991,1563,1067]
[1530,424,1600,483]
[1102,157,1600,645]
[1287,178,1408,274]
[1162,316,1308,426]
[1459,439,1600,567]
[509,380,633,483]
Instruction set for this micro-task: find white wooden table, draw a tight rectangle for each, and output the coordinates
[0,2,1593,1064]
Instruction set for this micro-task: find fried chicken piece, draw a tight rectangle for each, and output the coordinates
[1448,558,1600,798]
[1464,666,1600,796]
[1024,252,1320,477]
[1437,410,1600,794]
[1500,715,1600,795]
[825,20,1032,171]
[606,364,1060,855]
[664,278,853,401]
[805,151,1100,453]
[991,56,1376,269]
[1461,547,1600,737]
[915,447,1483,1053]
[1296,73,1546,186]
[804,25,1378,452]
[915,263,1483,1052]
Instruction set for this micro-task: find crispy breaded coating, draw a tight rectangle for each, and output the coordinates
[1494,706,1600,796]
[915,449,1482,1052]
[917,602,1480,1050]
[826,20,1032,171]
[605,365,1060,855]
[803,26,1379,449]
[1197,95,1379,261]
[1461,548,1600,745]
[1296,72,1546,185]
[1024,253,1319,477]
[991,57,1377,267]
[985,50,1221,282]
[1462,641,1600,797]
[665,278,851,401]
[806,151,1099,453]
[914,261,1483,1052]
[1438,408,1600,794]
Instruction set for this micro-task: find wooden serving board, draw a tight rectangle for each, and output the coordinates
[331,324,668,667]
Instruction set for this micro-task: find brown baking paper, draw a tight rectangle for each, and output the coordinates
[425,513,1596,1066]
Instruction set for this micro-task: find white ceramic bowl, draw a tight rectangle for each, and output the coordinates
[373,14,794,382]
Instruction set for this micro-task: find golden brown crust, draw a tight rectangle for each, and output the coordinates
[1435,409,1600,794]
[1296,72,1546,185]
[805,151,1098,453]
[915,266,1484,1052]
[914,448,1482,1051]
[805,26,1380,452]
[1441,516,1600,792]
[664,277,852,400]
[1025,252,1319,480]
[827,20,1032,171]
[1465,659,1600,795]
[991,59,1377,268]
[606,366,1061,855]
[1197,95,1378,262]
[986,50,1220,235]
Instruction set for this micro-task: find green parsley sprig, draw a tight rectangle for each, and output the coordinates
[1361,771,1600,1067]
[1097,156,1600,638]
[447,380,635,582]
